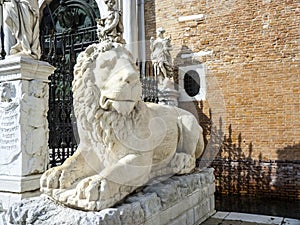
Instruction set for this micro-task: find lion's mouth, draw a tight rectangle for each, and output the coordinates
[100,96,135,111]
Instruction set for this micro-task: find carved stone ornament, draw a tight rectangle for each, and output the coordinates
[0,80,48,174]
[0,83,20,166]
[5,169,215,225]
[40,44,205,211]
[0,83,15,103]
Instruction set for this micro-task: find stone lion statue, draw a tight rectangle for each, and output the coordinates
[40,44,204,211]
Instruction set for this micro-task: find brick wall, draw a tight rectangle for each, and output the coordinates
[144,0,300,199]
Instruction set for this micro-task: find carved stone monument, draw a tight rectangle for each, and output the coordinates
[0,56,55,210]
[40,43,204,211]
[150,27,179,106]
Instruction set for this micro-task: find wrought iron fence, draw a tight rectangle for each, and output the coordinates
[139,61,159,103]
[41,26,99,167]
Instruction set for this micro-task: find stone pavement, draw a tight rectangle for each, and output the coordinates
[201,212,300,225]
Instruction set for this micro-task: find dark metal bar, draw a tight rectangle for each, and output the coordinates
[0,25,5,60]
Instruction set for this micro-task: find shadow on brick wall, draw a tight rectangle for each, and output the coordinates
[212,126,300,200]
[211,126,300,218]
[211,124,273,196]
[179,101,211,150]
[277,143,300,161]
[275,143,300,199]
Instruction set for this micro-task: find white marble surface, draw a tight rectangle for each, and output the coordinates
[207,212,300,225]
[0,174,41,193]
[0,77,50,177]
[0,56,54,210]
[283,218,300,225]
[0,190,40,211]
[225,212,283,224]
[178,64,206,102]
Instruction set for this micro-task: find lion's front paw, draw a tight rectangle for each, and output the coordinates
[66,175,122,210]
[74,175,104,201]
[40,166,73,190]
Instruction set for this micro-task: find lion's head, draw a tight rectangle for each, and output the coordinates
[72,45,144,149]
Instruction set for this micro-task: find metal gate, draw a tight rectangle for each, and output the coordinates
[40,0,158,167]
[40,0,100,167]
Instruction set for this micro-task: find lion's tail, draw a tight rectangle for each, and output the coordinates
[195,134,204,159]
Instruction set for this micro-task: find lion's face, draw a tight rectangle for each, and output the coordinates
[92,49,142,115]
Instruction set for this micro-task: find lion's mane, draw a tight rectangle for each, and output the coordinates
[72,44,143,151]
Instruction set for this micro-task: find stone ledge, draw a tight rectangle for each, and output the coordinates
[1,168,215,225]
[0,174,41,193]
[0,56,55,82]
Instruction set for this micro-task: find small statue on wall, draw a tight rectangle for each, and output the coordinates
[5,0,41,59]
[150,27,179,106]
[150,27,174,84]
[96,0,125,51]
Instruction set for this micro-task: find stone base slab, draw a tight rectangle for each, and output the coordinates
[0,174,41,193]
[1,168,215,225]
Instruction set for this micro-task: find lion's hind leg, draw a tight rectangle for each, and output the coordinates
[169,152,196,174]
[177,114,204,158]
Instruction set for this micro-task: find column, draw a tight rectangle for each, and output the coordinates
[137,0,146,64]
[122,0,139,60]
[0,56,55,210]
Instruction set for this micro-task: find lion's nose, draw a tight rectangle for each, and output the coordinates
[123,72,138,84]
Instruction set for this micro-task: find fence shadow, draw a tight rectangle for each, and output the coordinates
[212,124,271,196]
[212,125,300,219]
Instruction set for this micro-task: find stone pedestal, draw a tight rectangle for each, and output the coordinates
[1,168,215,225]
[0,56,55,210]
[158,88,180,107]
[157,77,180,106]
